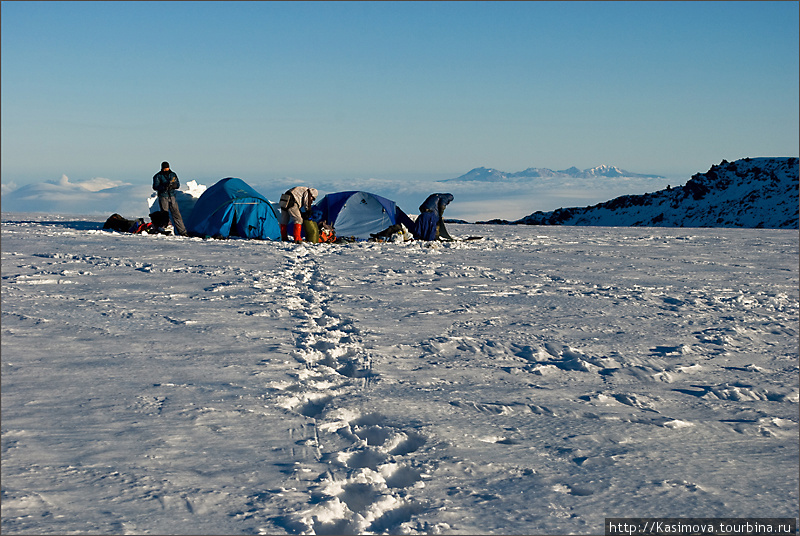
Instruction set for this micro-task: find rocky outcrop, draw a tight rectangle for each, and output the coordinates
[511,158,798,229]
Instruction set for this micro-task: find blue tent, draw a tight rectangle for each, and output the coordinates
[314,191,416,240]
[186,178,281,239]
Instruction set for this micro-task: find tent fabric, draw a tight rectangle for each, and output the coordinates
[314,191,415,240]
[186,178,281,239]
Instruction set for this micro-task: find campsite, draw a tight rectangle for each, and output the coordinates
[117,177,454,244]
[2,212,797,534]
[3,1,797,533]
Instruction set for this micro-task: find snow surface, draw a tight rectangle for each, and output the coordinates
[2,214,798,535]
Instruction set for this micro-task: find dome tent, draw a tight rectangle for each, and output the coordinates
[186,178,281,239]
[313,191,416,240]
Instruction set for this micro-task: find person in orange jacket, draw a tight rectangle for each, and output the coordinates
[279,186,318,242]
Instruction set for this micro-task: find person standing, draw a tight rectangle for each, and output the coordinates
[152,161,187,236]
[279,186,318,242]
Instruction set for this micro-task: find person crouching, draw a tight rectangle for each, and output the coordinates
[279,186,318,242]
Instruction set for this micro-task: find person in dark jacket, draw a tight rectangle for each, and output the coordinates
[413,193,454,241]
[152,161,187,236]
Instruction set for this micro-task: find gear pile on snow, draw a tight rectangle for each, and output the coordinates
[103,210,177,235]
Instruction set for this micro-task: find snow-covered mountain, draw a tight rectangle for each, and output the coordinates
[443,165,665,182]
[507,157,799,229]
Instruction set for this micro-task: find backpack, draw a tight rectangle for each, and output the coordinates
[131,219,152,234]
[303,219,320,243]
[150,210,170,228]
[319,222,335,243]
[103,214,152,234]
[103,213,135,233]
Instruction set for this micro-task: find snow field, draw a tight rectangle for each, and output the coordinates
[1,216,798,534]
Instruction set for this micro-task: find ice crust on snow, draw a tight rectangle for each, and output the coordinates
[1,216,798,534]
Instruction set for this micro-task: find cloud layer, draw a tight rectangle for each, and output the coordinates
[2,175,154,216]
[2,173,678,222]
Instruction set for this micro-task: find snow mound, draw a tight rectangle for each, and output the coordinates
[146,180,207,222]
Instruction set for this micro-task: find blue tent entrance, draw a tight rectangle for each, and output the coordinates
[314,191,415,240]
[186,178,281,239]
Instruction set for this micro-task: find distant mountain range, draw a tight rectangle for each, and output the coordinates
[443,165,665,182]
[481,157,798,229]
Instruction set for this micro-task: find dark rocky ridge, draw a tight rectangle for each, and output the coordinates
[483,158,798,229]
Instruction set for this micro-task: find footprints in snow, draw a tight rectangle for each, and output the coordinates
[268,410,430,534]
[265,246,429,534]
[430,329,796,445]
[673,383,798,403]
[431,331,797,407]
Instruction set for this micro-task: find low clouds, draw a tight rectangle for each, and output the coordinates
[53,174,128,192]
[2,175,154,216]
[2,173,679,221]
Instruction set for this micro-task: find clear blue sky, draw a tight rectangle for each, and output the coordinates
[2,1,798,188]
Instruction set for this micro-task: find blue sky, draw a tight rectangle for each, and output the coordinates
[2,1,798,190]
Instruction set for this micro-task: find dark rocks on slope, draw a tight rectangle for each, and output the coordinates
[510,157,798,229]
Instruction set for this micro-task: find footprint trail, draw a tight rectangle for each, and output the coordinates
[252,244,430,534]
